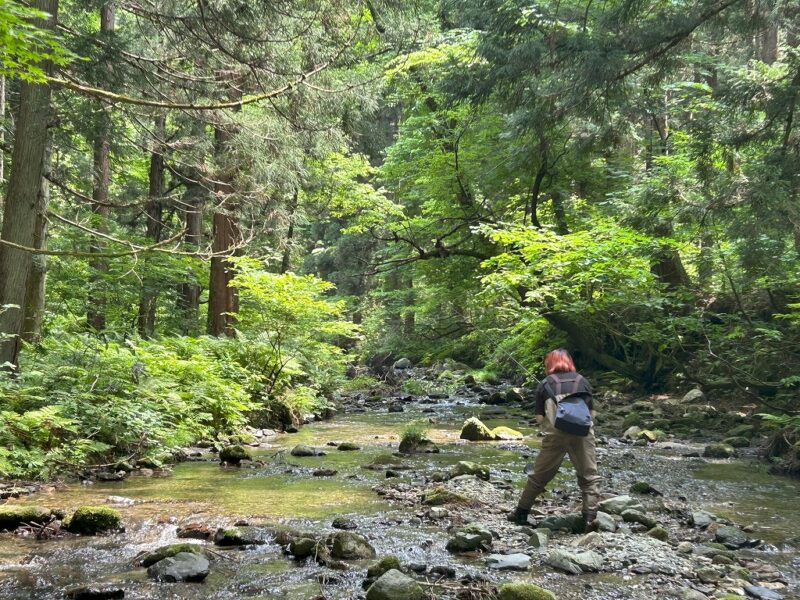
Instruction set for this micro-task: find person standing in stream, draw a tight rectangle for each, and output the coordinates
[508,348,601,528]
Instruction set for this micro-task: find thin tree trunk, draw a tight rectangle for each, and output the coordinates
[0,0,58,369]
[21,142,52,343]
[177,179,204,335]
[551,191,569,235]
[137,116,165,338]
[280,189,298,274]
[0,75,5,183]
[86,2,115,332]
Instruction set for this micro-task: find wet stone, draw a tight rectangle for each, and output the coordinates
[545,549,603,574]
[177,523,213,540]
[290,445,325,457]
[744,585,784,600]
[328,531,376,559]
[598,495,645,515]
[715,525,753,549]
[429,565,456,578]
[690,510,716,528]
[146,552,209,583]
[486,553,531,571]
[366,569,424,600]
[332,517,357,530]
[65,586,125,600]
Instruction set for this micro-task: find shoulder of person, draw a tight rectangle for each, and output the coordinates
[576,372,593,392]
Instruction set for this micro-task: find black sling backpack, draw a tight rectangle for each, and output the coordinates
[542,374,593,437]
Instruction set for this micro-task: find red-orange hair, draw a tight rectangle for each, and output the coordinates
[544,348,576,375]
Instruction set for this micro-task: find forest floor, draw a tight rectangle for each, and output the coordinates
[0,367,798,600]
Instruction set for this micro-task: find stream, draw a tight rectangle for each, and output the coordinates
[1,384,798,599]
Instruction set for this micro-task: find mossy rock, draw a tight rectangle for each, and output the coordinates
[450,461,490,481]
[140,543,201,567]
[136,456,164,469]
[497,582,557,600]
[423,486,471,506]
[723,436,750,448]
[214,526,272,546]
[228,433,257,445]
[629,481,660,495]
[66,506,121,535]
[289,537,322,559]
[0,506,51,531]
[337,442,361,451]
[491,426,523,440]
[328,531,376,559]
[460,417,496,441]
[367,555,402,579]
[622,412,642,429]
[219,444,251,464]
[647,526,669,541]
[727,424,756,438]
[703,443,737,458]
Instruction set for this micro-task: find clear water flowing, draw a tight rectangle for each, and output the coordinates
[1,395,798,599]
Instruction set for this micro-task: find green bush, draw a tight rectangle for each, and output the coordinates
[400,420,429,446]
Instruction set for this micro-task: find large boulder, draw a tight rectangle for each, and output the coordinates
[288,537,322,559]
[328,531,376,559]
[460,417,495,441]
[366,569,424,600]
[0,506,51,531]
[66,506,121,535]
[291,445,325,457]
[146,552,209,583]
[219,445,250,464]
[450,461,490,481]
[367,556,402,579]
[486,553,531,571]
[497,583,556,600]
[140,543,201,567]
[598,495,645,515]
[545,549,603,574]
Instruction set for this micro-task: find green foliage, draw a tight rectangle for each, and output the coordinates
[0,0,74,81]
[400,419,429,445]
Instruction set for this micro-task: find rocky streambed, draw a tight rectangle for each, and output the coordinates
[0,371,798,600]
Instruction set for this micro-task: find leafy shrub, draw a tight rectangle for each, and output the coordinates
[400,420,429,446]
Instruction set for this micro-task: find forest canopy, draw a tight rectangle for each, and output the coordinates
[0,0,798,478]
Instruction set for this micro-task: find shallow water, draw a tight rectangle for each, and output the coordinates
[1,396,798,599]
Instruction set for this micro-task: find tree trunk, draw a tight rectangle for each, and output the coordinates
[86,2,115,332]
[177,179,204,335]
[0,0,58,369]
[136,116,165,338]
[280,189,298,274]
[551,191,569,235]
[21,142,52,344]
[207,101,241,337]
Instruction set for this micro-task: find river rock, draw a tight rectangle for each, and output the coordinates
[598,495,645,515]
[621,509,657,528]
[681,389,705,403]
[332,517,358,530]
[365,569,424,600]
[140,543,201,567]
[0,506,51,531]
[506,388,525,403]
[723,436,751,448]
[647,526,669,541]
[485,391,508,405]
[545,549,603,574]
[219,445,250,464]
[289,537,320,559]
[147,552,209,583]
[623,425,642,440]
[690,510,716,528]
[393,358,412,369]
[573,531,602,547]
[446,523,493,553]
[703,443,736,458]
[715,525,754,549]
[486,553,531,571]
[460,417,495,441]
[677,541,694,554]
[65,586,125,599]
[744,585,784,600]
[367,556,402,579]
[214,526,271,546]
[337,442,361,451]
[427,507,449,520]
[66,506,121,535]
[497,583,556,600]
[528,530,549,548]
[313,468,338,477]
[595,511,617,532]
[492,426,523,440]
[450,461,490,481]
[538,513,585,533]
[328,531,376,559]
[291,444,325,457]
[177,523,213,540]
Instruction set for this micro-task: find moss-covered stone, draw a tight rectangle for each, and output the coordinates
[629,481,660,495]
[0,506,51,531]
[367,555,402,579]
[136,456,164,469]
[703,443,736,458]
[337,442,361,451]
[422,486,471,506]
[328,531,376,559]
[723,436,750,448]
[213,526,272,546]
[497,582,557,600]
[66,506,121,535]
[140,543,201,567]
[289,537,321,559]
[491,426,523,440]
[647,526,669,541]
[622,412,642,429]
[450,461,490,481]
[219,444,250,464]
[460,417,495,441]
